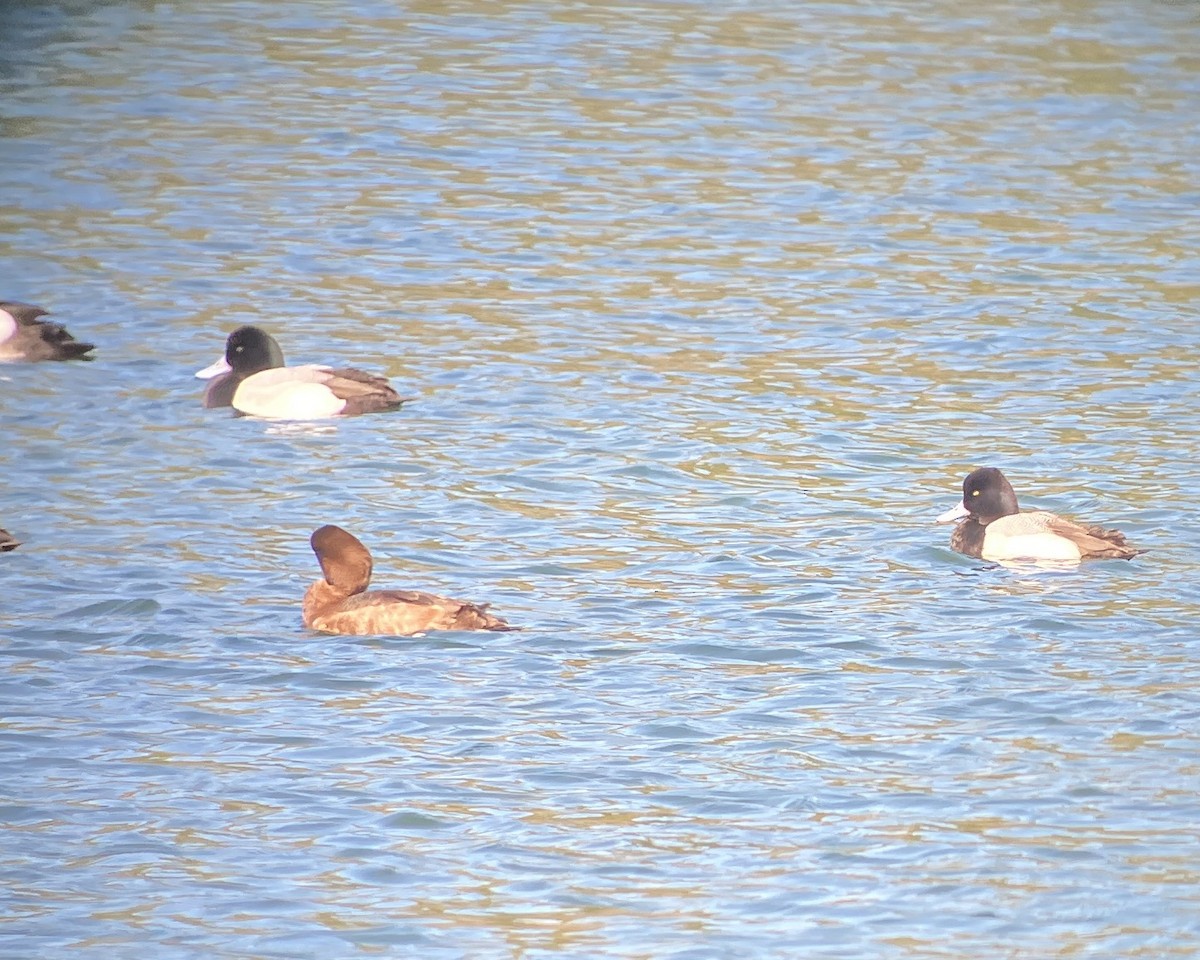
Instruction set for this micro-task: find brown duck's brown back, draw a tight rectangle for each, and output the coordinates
[304,583,515,636]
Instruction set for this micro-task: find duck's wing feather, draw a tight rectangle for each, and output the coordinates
[313,588,515,636]
[1043,515,1143,560]
[320,366,411,413]
[3,302,50,325]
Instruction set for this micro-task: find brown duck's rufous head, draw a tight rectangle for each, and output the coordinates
[310,525,373,594]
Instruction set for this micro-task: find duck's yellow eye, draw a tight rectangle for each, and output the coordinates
[971,489,980,496]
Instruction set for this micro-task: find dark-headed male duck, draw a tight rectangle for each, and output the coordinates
[937,467,1142,562]
[196,325,408,419]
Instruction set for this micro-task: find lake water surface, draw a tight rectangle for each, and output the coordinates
[3,0,1200,957]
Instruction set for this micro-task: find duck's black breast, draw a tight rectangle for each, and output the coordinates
[950,519,987,558]
[202,372,240,409]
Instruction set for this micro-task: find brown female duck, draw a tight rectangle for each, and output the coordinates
[303,525,516,636]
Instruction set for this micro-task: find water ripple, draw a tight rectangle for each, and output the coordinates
[3,0,1200,957]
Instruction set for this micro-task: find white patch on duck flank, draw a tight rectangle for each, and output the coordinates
[980,513,1084,562]
[0,308,18,359]
[232,365,348,420]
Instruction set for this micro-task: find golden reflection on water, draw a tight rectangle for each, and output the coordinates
[3,0,1200,956]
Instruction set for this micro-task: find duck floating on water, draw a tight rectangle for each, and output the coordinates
[938,467,1142,562]
[197,325,409,419]
[303,525,516,636]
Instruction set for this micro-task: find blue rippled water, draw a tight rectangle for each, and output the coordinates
[3,0,1200,956]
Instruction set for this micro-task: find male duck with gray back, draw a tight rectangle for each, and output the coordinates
[196,325,409,420]
[0,301,95,362]
[303,525,516,636]
[938,467,1142,562]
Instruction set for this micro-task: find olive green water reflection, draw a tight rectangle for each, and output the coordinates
[3,0,1200,957]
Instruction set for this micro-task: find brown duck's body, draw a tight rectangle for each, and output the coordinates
[0,528,20,552]
[302,524,516,637]
[303,579,513,636]
[0,301,95,362]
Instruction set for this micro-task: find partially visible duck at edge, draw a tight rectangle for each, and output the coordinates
[0,528,20,552]
[196,325,409,420]
[303,524,517,636]
[937,466,1143,562]
[0,301,95,362]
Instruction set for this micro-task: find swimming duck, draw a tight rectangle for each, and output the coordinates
[937,467,1142,562]
[0,528,20,552]
[0,301,95,362]
[303,525,516,636]
[196,325,408,419]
